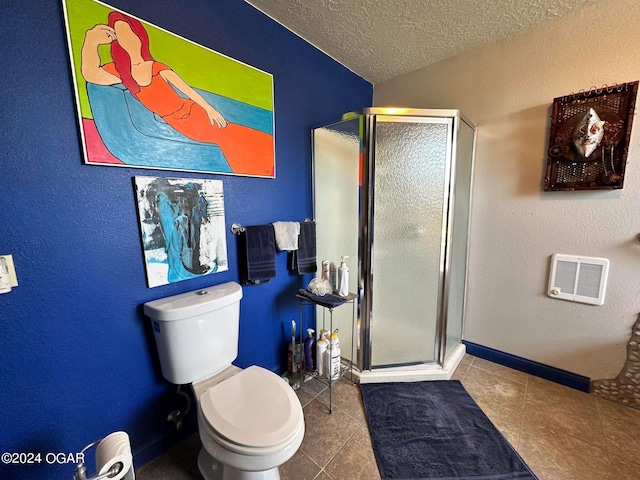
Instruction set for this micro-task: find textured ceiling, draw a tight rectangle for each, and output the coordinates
[245,0,601,83]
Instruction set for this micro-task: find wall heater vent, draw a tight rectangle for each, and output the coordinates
[548,254,609,305]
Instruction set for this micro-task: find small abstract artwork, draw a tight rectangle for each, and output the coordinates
[544,81,638,191]
[62,0,275,177]
[134,176,228,288]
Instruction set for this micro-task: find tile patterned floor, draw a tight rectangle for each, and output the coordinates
[138,355,640,480]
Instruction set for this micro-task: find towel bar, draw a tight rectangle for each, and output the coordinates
[231,219,314,235]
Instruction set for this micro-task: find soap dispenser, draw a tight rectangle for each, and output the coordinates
[338,256,349,297]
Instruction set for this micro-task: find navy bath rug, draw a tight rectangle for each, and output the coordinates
[360,380,537,480]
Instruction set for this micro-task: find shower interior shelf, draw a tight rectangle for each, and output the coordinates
[296,292,357,413]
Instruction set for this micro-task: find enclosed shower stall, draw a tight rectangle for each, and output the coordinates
[312,108,475,382]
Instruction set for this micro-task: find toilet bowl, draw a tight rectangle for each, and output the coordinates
[195,365,304,480]
[143,282,305,480]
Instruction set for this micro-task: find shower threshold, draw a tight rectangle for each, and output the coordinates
[353,343,466,384]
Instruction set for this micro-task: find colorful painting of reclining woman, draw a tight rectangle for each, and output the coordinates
[134,176,228,287]
[63,0,275,178]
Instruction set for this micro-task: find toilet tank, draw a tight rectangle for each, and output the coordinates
[143,282,243,385]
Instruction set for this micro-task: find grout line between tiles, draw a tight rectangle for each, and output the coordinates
[319,415,365,472]
[468,363,528,385]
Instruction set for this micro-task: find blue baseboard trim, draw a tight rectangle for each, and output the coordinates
[462,341,591,393]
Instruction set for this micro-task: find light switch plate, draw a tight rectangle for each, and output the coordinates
[0,255,18,287]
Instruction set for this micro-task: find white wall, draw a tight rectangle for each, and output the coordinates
[374,0,640,380]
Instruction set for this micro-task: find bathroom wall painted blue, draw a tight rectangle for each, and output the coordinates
[0,0,372,478]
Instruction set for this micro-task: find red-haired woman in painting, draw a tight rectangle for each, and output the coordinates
[81,12,274,176]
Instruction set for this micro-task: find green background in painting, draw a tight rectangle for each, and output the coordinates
[63,0,273,119]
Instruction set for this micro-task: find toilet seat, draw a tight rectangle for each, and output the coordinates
[199,365,303,455]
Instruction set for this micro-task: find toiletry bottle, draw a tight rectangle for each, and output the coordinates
[321,260,330,282]
[319,260,332,295]
[325,329,341,381]
[329,262,337,293]
[316,329,329,377]
[338,256,349,297]
[304,328,316,372]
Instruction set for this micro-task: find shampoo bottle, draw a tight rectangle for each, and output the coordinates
[316,330,329,377]
[338,256,349,297]
[325,329,341,381]
[304,328,316,372]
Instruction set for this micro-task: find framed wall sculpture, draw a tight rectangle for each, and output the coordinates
[544,81,638,191]
[63,0,275,178]
[134,176,228,288]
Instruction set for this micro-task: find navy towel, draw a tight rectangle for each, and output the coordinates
[290,221,317,274]
[242,224,276,285]
[296,289,347,309]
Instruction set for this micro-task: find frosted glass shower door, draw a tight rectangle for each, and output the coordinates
[370,116,452,367]
[312,118,361,363]
[444,120,475,361]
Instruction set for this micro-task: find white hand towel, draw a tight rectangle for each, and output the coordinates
[272,221,300,251]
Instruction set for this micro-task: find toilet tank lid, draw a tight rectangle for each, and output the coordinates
[143,282,243,322]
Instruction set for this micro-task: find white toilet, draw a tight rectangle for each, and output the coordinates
[144,282,305,480]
